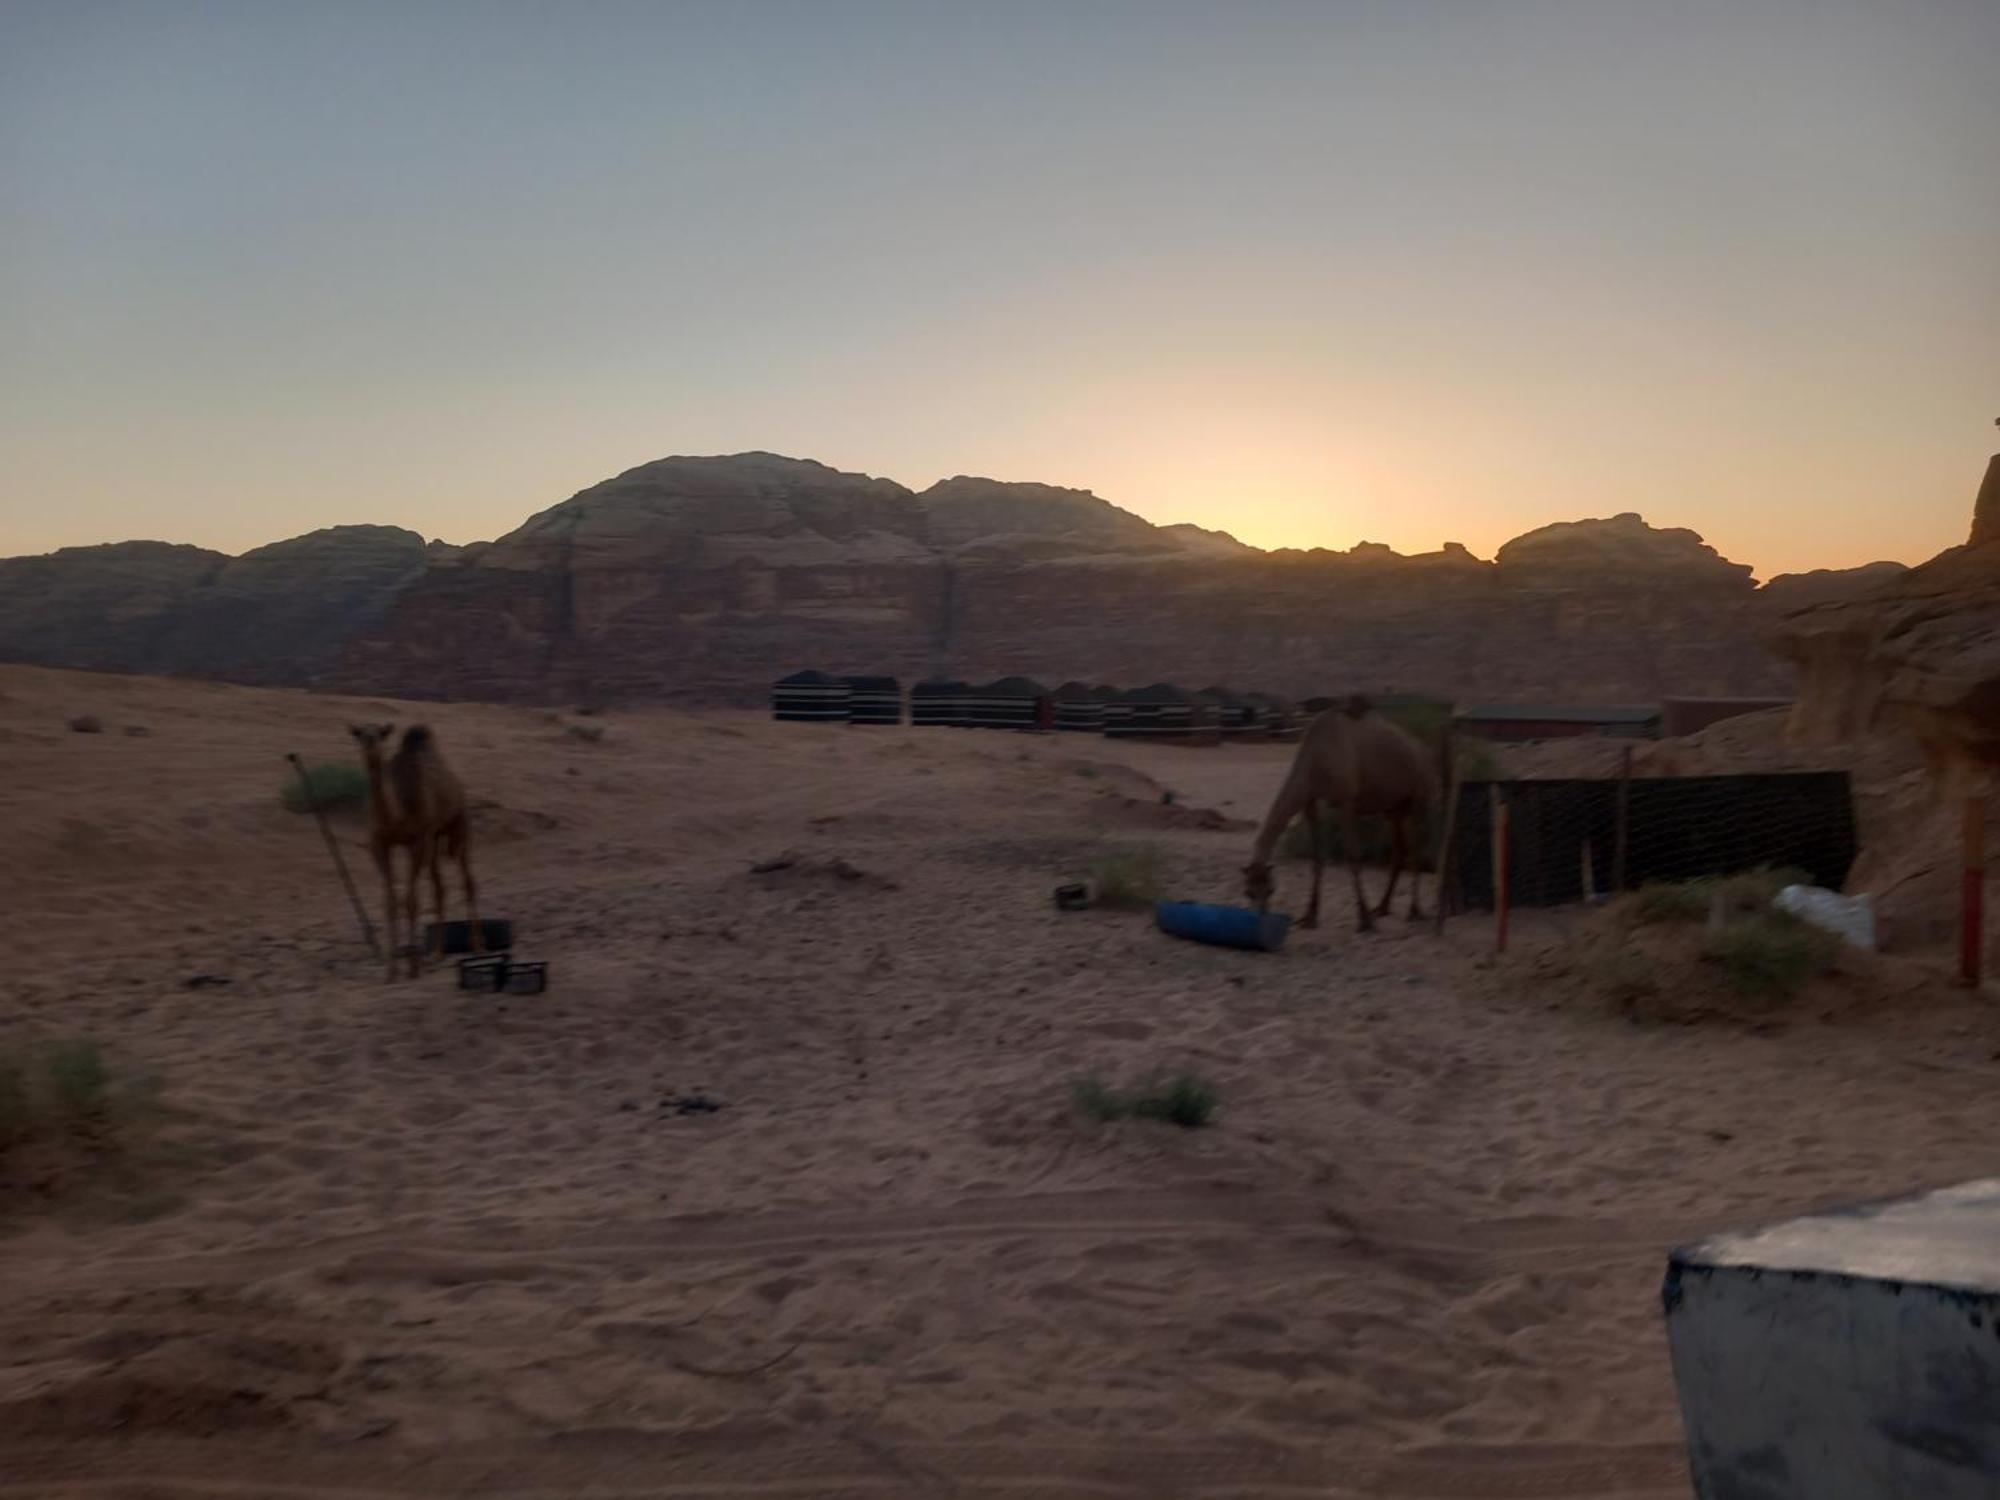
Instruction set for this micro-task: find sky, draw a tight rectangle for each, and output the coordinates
[2,0,1995,577]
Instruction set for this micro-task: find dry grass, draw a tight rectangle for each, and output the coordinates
[1089,845,1165,910]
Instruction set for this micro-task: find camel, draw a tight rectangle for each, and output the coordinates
[350,723,480,980]
[1242,696,1438,932]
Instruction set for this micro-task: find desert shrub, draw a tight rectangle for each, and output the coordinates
[1090,845,1164,909]
[47,1040,110,1118]
[1127,1072,1218,1128]
[1070,1075,1125,1122]
[1633,866,1814,926]
[565,723,606,744]
[1704,909,1837,997]
[281,762,369,814]
[0,1039,125,1153]
[1633,879,1715,924]
[0,1058,26,1150]
[1070,1071,1217,1129]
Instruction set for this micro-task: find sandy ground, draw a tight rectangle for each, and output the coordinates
[2,663,1998,1498]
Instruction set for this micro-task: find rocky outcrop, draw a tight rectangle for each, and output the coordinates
[1759,561,1909,613]
[919,476,1247,561]
[1777,532,2000,777]
[1495,512,1752,583]
[1769,457,2000,956]
[0,452,1909,706]
[0,527,427,686]
[0,541,227,675]
[1973,453,2000,548]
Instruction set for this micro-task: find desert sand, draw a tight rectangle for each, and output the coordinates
[2,662,1996,1498]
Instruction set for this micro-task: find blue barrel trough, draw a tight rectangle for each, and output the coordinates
[1154,901,1291,953]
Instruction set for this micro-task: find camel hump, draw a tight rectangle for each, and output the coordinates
[399,725,434,754]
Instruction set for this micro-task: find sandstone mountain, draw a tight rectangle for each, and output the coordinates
[0,451,1908,707]
[0,526,432,688]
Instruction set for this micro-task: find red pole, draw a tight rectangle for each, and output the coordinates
[1964,794,1987,988]
[1492,786,1510,954]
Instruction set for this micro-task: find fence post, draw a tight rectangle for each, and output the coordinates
[1492,784,1510,954]
[1432,729,1464,934]
[1964,794,1987,988]
[1613,743,1633,894]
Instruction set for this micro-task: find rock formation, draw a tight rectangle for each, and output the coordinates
[1777,467,2000,780]
[1773,454,1999,957]
[0,451,1909,707]
[0,526,428,685]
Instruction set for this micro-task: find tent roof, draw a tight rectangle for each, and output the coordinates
[1119,682,1195,704]
[1455,703,1661,724]
[774,669,838,686]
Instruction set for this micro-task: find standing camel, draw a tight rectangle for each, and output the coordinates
[1242,696,1437,932]
[350,723,481,980]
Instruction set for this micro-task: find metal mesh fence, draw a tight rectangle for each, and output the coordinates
[1445,770,1859,913]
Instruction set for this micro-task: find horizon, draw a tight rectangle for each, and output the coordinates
[0,444,1958,582]
[4,1,1996,571]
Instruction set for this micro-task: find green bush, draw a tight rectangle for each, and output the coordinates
[0,1039,126,1155]
[281,762,370,815]
[1704,910,1837,997]
[1090,845,1165,909]
[1070,1071,1218,1129]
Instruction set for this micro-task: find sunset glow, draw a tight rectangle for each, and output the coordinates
[3,1,1994,575]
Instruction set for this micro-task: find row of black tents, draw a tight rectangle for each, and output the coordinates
[772,671,1304,741]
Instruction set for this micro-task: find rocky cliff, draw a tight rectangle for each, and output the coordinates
[1776,465,2000,779]
[0,526,430,686]
[0,451,1907,706]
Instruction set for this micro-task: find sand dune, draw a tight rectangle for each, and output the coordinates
[2,663,1995,1498]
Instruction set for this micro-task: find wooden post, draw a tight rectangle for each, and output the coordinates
[1581,838,1595,904]
[1612,743,1633,893]
[1964,794,1987,988]
[1492,785,1510,954]
[287,751,380,956]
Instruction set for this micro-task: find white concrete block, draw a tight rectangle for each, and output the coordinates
[1666,1178,2000,1499]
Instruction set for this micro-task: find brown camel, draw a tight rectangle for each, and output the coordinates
[1242,696,1437,932]
[350,723,480,980]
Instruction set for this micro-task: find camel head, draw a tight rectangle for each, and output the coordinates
[1242,860,1275,913]
[348,723,397,767]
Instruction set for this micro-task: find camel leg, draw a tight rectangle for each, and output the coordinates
[456,824,482,953]
[1344,806,1375,933]
[1375,816,1405,918]
[1406,814,1427,921]
[428,834,447,957]
[404,843,425,978]
[1302,802,1323,929]
[374,842,399,983]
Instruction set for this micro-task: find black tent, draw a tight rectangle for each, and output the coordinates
[911,679,969,728]
[842,675,902,726]
[1197,686,1261,740]
[1104,683,1215,741]
[1245,691,1301,741]
[967,676,1051,730]
[772,670,852,723]
[1053,681,1107,733]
